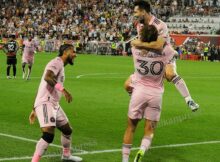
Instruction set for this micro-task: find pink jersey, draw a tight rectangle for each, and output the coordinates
[34,57,65,108]
[23,40,38,60]
[149,15,170,43]
[131,44,175,95]
[137,15,170,43]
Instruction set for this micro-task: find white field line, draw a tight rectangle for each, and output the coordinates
[0,133,85,153]
[1,73,220,80]
[0,140,220,161]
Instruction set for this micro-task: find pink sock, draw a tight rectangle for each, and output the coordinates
[122,144,132,161]
[61,134,71,157]
[140,136,152,153]
[172,76,190,98]
[32,138,49,162]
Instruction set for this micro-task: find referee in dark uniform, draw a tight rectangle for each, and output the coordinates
[3,34,19,79]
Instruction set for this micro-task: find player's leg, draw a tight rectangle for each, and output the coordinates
[122,87,143,162]
[12,58,17,78]
[165,62,199,111]
[22,62,26,79]
[134,94,162,162]
[6,57,11,79]
[32,126,55,162]
[6,64,11,79]
[26,64,32,80]
[32,104,56,162]
[134,120,157,162]
[57,107,82,162]
[122,118,139,162]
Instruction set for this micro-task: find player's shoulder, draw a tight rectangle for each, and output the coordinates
[48,57,63,67]
[163,44,176,56]
[152,16,167,28]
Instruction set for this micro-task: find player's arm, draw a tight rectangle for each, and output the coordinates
[29,91,38,124]
[131,36,165,51]
[44,70,72,103]
[2,44,8,53]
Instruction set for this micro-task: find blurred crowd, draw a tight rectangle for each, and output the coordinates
[174,42,220,61]
[0,0,220,43]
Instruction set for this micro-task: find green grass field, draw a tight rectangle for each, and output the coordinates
[0,51,220,162]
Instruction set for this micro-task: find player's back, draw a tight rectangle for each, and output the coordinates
[132,44,175,94]
[5,40,18,53]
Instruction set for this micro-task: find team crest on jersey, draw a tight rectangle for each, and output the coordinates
[50,117,55,123]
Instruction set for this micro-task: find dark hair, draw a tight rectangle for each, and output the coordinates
[10,34,16,39]
[134,0,151,13]
[140,25,158,42]
[58,44,74,56]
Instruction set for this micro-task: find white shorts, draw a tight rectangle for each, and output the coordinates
[22,57,34,65]
[128,86,163,121]
[35,103,69,128]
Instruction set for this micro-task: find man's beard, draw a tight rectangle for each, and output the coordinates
[139,16,145,24]
[68,57,74,65]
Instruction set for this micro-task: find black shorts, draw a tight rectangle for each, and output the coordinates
[204,52,208,57]
[7,57,17,65]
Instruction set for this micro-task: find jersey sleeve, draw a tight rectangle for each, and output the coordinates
[163,45,176,63]
[46,60,62,76]
[158,22,169,40]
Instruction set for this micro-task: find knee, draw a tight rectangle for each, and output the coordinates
[165,71,176,82]
[42,132,54,143]
[62,127,73,136]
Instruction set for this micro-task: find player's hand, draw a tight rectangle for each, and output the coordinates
[29,110,36,124]
[63,89,73,103]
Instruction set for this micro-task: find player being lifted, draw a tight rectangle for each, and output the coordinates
[2,34,19,79]
[22,35,38,80]
[29,44,82,162]
[122,24,176,162]
[125,0,199,111]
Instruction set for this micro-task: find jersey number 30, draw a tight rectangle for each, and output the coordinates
[137,59,164,75]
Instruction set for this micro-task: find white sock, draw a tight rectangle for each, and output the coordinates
[140,136,152,153]
[122,144,132,162]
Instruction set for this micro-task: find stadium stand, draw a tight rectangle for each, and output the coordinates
[0,0,219,58]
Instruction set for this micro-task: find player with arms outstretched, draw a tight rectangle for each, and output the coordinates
[29,44,82,162]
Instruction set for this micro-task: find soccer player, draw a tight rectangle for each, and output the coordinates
[125,0,199,111]
[122,24,176,162]
[29,44,82,162]
[22,35,38,80]
[3,34,19,79]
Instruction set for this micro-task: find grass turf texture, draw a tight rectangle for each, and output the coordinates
[0,51,220,162]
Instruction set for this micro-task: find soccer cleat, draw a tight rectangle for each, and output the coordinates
[13,76,16,79]
[187,100,199,112]
[61,155,82,162]
[7,76,11,79]
[134,150,144,162]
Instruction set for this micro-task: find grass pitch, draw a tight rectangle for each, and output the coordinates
[0,51,220,162]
